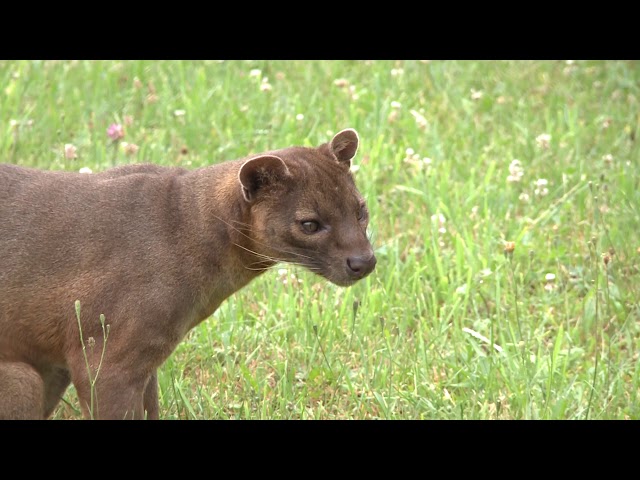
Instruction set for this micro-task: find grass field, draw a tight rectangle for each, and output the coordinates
[2,60,639,419]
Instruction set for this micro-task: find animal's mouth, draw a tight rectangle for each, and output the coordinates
[279,248,376,287]
[314,254,377,287]
[327,276,363,287]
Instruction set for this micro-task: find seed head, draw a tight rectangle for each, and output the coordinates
[333,78,349,88]
[121,142,139,156]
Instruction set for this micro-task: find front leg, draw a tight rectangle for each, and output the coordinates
[68,348,151,420]
[71,368,146,419]
[67,302,179,419]
[143,371,159,420]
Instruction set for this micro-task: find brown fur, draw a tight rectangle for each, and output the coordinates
[0,129,375,419]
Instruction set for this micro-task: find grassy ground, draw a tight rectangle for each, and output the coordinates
[2,60,639,419]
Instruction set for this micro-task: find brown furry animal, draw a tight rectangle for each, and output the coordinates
[0,129,376,419]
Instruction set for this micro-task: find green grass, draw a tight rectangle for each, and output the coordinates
[2,60,640,419]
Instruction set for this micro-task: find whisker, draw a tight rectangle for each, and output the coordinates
[208,212,255,234]
[237,245,326,275]
[210,212,314,261]
[228,219,253,228]
[233,244,318,274]
[233,243,286,263]
[264,246,314,261]
[243,265,273,271]
[245,258,284,268]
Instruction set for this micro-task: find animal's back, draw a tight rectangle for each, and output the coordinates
[0,163,190,274]
[0,163,194,362]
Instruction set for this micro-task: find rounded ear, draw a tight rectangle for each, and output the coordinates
[330,128,359,166]
[238,155,290,202]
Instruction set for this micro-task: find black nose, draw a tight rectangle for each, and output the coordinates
[346,254,377,279]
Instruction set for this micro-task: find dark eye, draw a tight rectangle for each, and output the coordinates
[301,221,320,233]
[357,204,368,221]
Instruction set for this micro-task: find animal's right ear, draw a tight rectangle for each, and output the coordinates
[238,155,290,202]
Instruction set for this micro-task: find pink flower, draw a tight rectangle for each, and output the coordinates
[107,123,125,141]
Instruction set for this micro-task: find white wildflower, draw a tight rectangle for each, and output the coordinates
[348,85,359,101]
[507,159,524,183]
[409,110,428,130]
[431,213,446,234]
[64,144,77,159]
[260,78,272,92]
[534,178,549,196]
[535,133,551,149]
[470,88,483,100]
[479,268,493,277]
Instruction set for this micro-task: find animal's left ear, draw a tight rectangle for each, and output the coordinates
[330,128,359,166]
